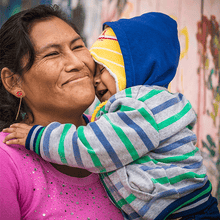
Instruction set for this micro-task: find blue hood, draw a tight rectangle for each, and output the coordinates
[104,12,180,88]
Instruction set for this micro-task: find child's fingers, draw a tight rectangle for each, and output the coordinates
[2,123,30,146]
[3,132,26,143]
[4,138,25,146]
[10,123,30,129]
[2,127,17,133]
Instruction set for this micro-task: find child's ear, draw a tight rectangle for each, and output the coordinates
[1,67,25,97]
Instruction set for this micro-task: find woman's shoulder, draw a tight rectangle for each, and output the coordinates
[0,131,37,159]
[0,132,24,158]
[0,131,51,174]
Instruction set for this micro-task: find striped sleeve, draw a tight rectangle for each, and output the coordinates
[25,86,197,174]
[25,90,161,173]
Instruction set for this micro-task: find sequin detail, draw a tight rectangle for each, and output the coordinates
[0,132,124,220]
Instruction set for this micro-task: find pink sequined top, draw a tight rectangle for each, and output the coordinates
[0,132,124,220]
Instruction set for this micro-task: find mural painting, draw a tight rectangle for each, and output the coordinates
[0,0,220,207]
[196,14,220,202]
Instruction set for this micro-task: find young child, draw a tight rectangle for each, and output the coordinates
[4,12,220,219]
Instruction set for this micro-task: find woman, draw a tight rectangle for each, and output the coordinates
[0,5,124,219]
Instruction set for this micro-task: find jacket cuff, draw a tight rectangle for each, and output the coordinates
[25,125,45,155]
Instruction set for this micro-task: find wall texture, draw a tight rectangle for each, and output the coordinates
[1,0,220,207]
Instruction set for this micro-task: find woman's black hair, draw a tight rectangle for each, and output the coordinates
[0,4,80,131]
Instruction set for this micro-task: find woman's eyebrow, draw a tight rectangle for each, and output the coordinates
[70,36,82,45]
[37,36,82,54]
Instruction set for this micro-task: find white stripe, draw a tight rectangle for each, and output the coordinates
[99,36,117,40]
[30,126,42,151]
[91,47,122,55]
[90,51,124,68]
[172,195,210,214]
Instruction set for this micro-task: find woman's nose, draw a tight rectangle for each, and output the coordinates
[65,51,84,72]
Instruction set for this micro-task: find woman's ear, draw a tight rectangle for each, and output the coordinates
[1,67,25,97]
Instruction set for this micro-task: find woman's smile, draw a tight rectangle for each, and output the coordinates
[62,73,90,86]
[20,16,96,122]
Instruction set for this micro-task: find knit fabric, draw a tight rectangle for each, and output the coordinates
[104,13,180,89]
[26,85,212,219]
[90,27,126,92]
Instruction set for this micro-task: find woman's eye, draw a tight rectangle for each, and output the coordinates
[44,52,59,58]
[72,45,83,50]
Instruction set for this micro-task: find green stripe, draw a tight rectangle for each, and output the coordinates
[107,170,116,175]
[58,124,72,164]
[101,105,108,114]
[118,198,128,208]
[165,181,212,219]
[158,102,192,130]
[35,127,45,155]
[116,105,135,112]
[125,194,136,204]
[138,107,158,131]
[138,89,163,102]
[151,176,170,184]
[187,124,193,130]
[125,87,132,97]
[169,172,206,184]
[104,115,139,160]
[102,174,136,206]
[96,105,108,118]
[134,148,199,165]
[78,126,106,172]
[132,155,158,164]
[99,174,121,210]
[152,172,206,185]
[114,105,158,132]
[156,147,199,163]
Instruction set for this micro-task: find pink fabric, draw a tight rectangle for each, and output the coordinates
[0,132,123,220]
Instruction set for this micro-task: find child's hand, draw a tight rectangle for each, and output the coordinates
[2,123,32,146]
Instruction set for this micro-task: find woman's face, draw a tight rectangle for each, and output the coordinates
[21,17,95,124]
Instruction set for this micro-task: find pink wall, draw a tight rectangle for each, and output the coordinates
[1,0,219,206]
[93,0,220,203]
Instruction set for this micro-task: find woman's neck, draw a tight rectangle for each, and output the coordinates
[26,112,87,127]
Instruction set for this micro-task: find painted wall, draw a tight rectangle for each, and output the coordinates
[1,0,220,206]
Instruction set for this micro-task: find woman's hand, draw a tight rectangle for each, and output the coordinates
[2,123,32,146]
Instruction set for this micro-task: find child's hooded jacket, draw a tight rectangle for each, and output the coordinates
[25,13,210,219]
[91,12,180,91]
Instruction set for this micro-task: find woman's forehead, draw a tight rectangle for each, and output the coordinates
[29,17,79,51]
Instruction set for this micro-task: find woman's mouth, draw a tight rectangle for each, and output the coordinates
[62,74,89,86]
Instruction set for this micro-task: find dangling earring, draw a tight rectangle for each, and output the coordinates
[15,91,22,121]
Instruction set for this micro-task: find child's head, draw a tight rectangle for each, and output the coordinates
[90,12,180,102]
[90,27,126,102]
[102,12,180,89]
[94,64,117,102]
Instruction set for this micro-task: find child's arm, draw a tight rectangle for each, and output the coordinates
[3,123,32,146]
[3,94,160,173]
[2,87,196,174]
[21,98,159,173]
